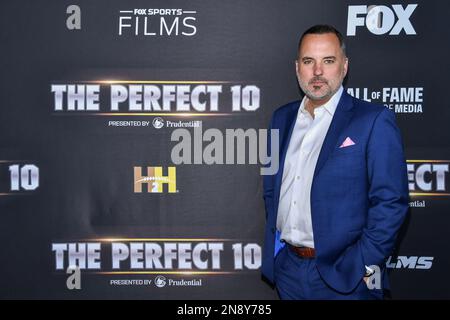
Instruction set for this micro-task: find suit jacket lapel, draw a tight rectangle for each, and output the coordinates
[313,91,355,178]
[274,102,300,205]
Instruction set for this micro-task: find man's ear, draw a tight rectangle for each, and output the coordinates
[343,57,349,77]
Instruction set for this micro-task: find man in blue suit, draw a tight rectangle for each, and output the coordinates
[262,25,409,299]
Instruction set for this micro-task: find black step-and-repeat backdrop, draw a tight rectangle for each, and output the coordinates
[1,0,449,299]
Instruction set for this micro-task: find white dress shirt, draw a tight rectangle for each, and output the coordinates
[276,86,343,248]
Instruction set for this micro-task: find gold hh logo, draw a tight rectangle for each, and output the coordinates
[134,166,177,193]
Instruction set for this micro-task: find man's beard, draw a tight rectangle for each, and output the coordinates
[299,76,338,101]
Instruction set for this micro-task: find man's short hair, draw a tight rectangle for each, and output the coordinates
[297,24,346,57]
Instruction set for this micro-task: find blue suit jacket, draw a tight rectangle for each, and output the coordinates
[262,91,409,293]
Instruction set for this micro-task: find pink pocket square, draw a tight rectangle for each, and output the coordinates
[339,137,355,148]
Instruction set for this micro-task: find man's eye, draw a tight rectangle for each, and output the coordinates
[303,60,312,65]
[324,59,335,64]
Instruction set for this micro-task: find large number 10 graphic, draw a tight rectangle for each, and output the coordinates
[8,164,39,191]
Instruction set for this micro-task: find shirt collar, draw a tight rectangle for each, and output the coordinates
[299,85,344,117]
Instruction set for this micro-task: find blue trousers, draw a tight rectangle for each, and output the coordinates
[274,246,384,300]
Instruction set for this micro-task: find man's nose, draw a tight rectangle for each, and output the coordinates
[313,62,323,76]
